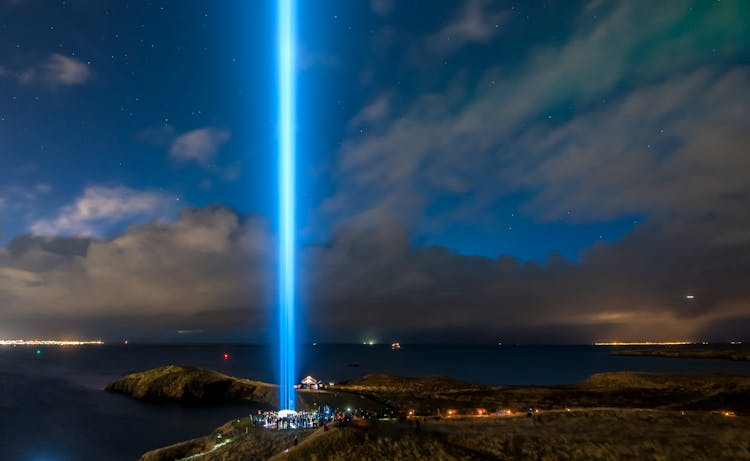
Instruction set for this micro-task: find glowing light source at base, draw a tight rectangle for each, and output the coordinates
[277,0,296,411]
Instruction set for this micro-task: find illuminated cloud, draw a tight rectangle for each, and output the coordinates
[30,186,175,237]
[0,206,272,340]
[2,206,749,343]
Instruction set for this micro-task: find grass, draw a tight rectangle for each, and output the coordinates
[270,410,750,461]
[335,372,750,414]
[105,365,277,405]
[135,370,750,460]
[139,417,316,461]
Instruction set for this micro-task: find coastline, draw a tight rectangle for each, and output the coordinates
[611,347,750,362]
[124,367,750,460]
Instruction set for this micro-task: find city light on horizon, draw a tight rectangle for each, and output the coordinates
[0,339,104,346]
[594,341,696,346]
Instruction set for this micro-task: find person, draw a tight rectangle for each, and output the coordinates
[323,423,329,432]
[294,435,298,447]
[415,419,420,430]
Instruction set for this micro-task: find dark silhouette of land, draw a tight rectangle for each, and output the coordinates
[611,347,750,362]
[109,367,750,460]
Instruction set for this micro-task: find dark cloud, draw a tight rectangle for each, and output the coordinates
[1,205,748,343]
[0,206,273,341]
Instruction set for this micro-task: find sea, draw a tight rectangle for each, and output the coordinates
[1,343,749,461]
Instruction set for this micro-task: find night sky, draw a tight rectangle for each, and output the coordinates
[1,0,749,343]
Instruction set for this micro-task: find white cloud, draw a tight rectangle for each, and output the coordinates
[30,186,175,237]
[42,54,91,86]
[0,207,273,331]
[169,127,231,166]
[1,54,92,87]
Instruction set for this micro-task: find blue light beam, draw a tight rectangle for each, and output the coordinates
[277,0,296,411]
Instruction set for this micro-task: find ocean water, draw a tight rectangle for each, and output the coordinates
[1,344,749,461]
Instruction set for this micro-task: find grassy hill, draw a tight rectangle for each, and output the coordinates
[134,370,750,460]
[272,410,750,461]
[333,372,750,414]
[105,365,278,405]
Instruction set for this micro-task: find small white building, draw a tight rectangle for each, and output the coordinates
[300,375,322,389]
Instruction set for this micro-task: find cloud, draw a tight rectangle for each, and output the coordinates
[136,124,176,147]
[169,127,231,167]
[30,186,175,237]
[1,54,92,87]
[42,54,91,86]
[511,68,750,222]
[0,183,52,204]
[349,93,391,128]
[427,0,506,53]
[298,49,341,71]
[303,218,750,343]
[370,0,394,16]
[0,207,272,341]
[328,1,750,231]
[138,125,238,181]
[1,206,749,343]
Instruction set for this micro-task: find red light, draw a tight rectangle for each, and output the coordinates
[223,353,230,360]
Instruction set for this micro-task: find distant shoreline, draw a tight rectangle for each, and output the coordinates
[611,348,750,362]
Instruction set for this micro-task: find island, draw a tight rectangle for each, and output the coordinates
[108,367,750,460]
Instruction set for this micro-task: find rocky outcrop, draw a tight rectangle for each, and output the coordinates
[105,365,277,405]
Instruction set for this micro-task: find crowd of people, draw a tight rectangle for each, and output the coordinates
[249,405,391,431]
[250,407,335,429]
[251,410,324,429]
